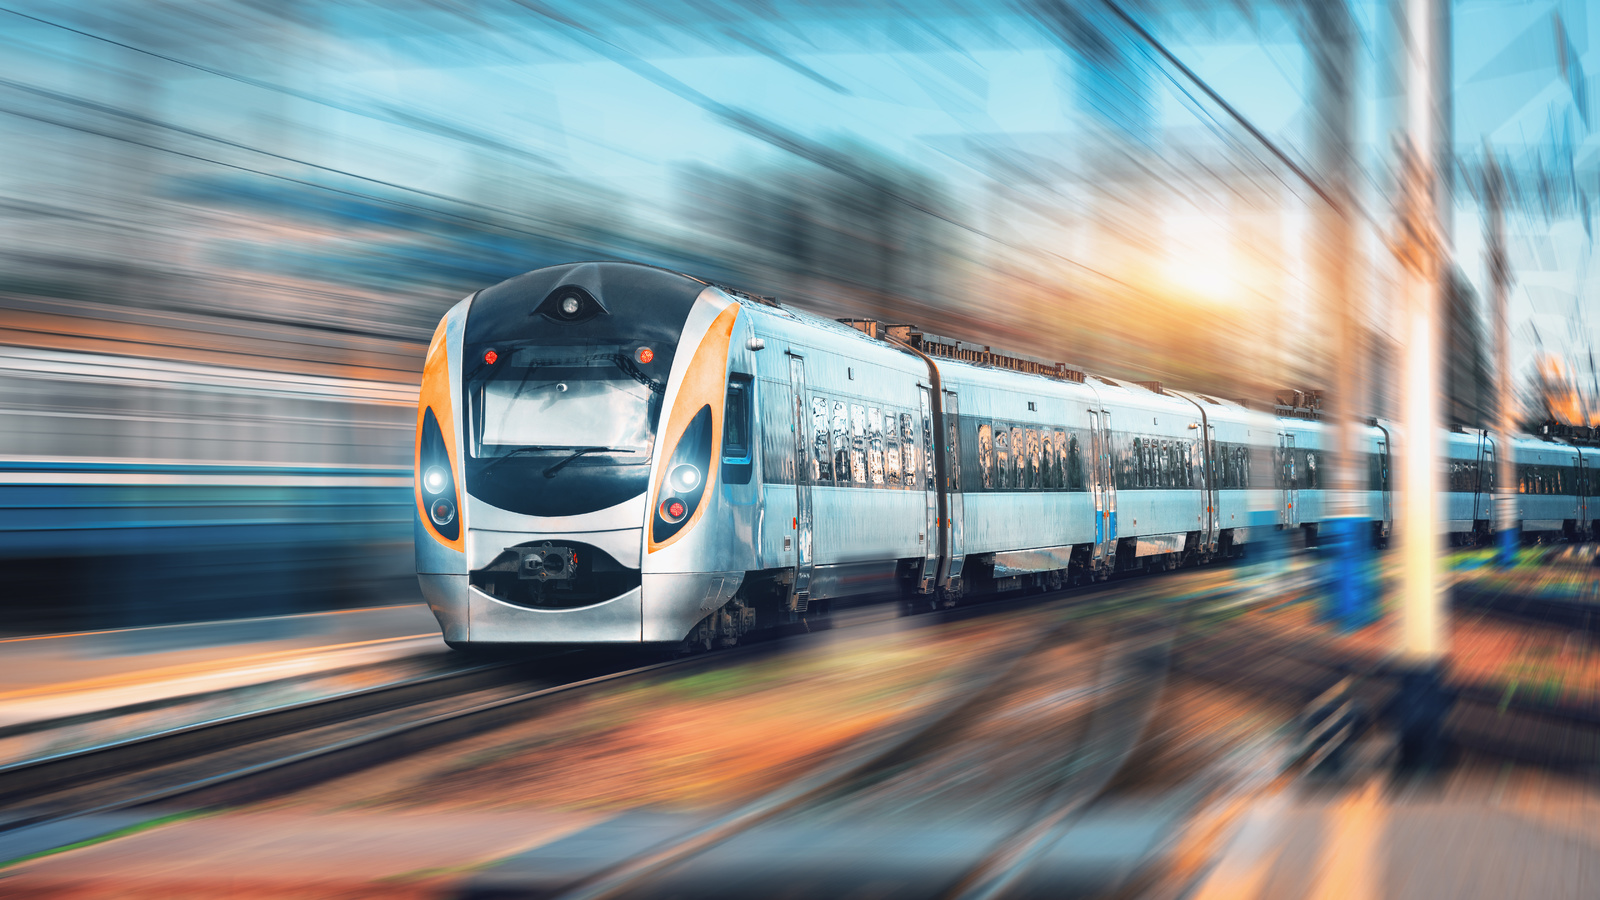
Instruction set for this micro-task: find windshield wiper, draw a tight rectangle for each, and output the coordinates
[475,445,560,479]
[543,446,633,478]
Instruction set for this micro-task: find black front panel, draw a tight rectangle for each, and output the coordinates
[461,262,708,518]
[470,539,640,609]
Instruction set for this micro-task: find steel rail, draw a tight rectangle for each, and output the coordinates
[535,600,1203,900]
[542,620,1086,900]
[0,657,530,813]
[0,578,1147,850]
[943,624,1175,900]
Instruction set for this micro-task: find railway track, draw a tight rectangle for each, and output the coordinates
[0,573,1224,867]
[451,611,1200,900]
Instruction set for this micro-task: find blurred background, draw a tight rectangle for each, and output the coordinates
[0,0,1594,631]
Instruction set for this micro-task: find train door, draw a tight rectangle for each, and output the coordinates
[1088,409,1116,569]
[1574,453,1588,529]
[919,386,938,593]
[1203,423,1220,553]
[1102,410,1118,555]
[941,389,965,586]
[1280,433,1299,526]
[1378,435,1392,533]
[787,355,813,609]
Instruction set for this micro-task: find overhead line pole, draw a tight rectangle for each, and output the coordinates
[1484,148,1519,564]
[1390,0,1452,771]
[1304,0,1372,629]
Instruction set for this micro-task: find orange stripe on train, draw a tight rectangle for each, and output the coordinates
[648,305,738,554]
[416,318,465,552]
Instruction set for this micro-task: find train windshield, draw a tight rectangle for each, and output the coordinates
[464,344,666,517]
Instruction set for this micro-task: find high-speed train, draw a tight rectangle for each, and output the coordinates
[414,261,1598,650]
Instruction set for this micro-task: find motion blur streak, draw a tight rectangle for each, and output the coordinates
[0,1,1587,628]
[3,4,1600,899]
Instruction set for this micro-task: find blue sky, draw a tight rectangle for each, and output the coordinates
[2,0,1595,387]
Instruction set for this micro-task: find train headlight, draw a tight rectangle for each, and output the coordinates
[652,405,713,544]
[423,465,449,494]
[417,406,460,541]
[429,498,457,527]
[537,286,602,324]
[670,464,701,492]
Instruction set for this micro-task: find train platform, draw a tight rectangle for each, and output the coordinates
[0,604,445,766]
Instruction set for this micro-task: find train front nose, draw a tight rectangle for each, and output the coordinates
[450,527,646,644]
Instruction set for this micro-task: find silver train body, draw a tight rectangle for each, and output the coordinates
[414,262,1598,648]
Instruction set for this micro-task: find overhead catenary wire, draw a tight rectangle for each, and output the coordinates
[1097,0,1359,223]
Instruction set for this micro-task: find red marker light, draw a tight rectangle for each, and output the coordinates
[484,349,499,365]
[668,500,685,519]
[636,347,654,364]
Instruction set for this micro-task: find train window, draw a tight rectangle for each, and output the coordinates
[1067,432,1083,490]
[1042,430,1057,489]
[1050,431,1065,490]
[866,407,886,486]
[920,392,936,491]
[832,400,850,484]
[1012,427,1026,490]
[884,408,901,487]
[723,377,752,459]
[850,404,868,485]
[812,396,832,485]
[978,423,994,490]
[901,413,918,488]
[721,375,753,485]
[1306,452,1317,490]
[1026,428,1041,490]
[994,425,1010,490]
